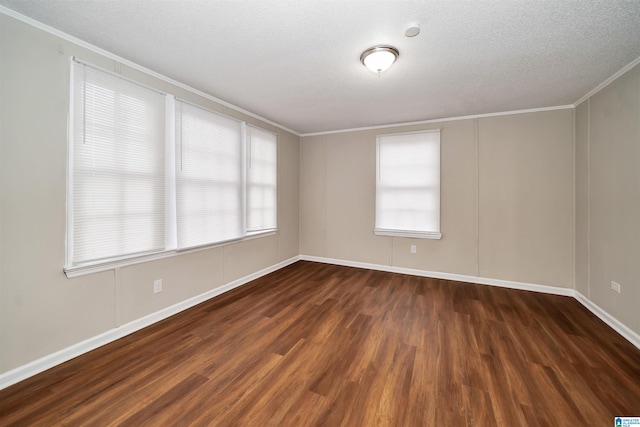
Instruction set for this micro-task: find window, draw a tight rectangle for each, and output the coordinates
[375,130,441,239]
[246,125,277,232]
[68,60,167,267]
[175,101,243,249]
[66,59,278,274]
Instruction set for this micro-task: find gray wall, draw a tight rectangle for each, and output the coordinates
[575,64,640,335]
[0,14,299,374]
[2,10,639,379]
[300,110,575,289]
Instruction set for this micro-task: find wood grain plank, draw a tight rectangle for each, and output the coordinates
[1,261,638,426]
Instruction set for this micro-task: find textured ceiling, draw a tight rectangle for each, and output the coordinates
[2,0,640,134]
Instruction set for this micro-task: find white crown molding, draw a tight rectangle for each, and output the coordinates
[0,6,300,137]
[0,256,300,391]
[300,255,640,349]
[4,5,640,138]
[4,4,639,138]
[573,54,640,107]
[300,105,575,137]
[304,52,640,138]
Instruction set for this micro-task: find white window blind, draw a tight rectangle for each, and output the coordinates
[175,101,243,249]
[68,60,167,266]
[246,125,277,232]
[66,59,280,275]
[375,130,442,239]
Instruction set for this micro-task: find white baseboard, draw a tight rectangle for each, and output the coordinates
[300,255,640,349]
[574,291,640,349]
[0,256,300,391]
[3,254,638,390]
[299,255,574,296]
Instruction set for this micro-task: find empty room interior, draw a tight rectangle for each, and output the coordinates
[1,0,640,425]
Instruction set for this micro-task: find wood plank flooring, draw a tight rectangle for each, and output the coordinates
[1,261,639,426]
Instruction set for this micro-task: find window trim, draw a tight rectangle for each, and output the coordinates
[374,129,442,240]
[65,58,279,277]
[66,58,170,268]
[63,230,276,278]
[174,98,246,250]
[245,123,278,233]
[373,228,442,240]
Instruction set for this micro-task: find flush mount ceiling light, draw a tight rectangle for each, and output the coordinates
[360,45,399,75]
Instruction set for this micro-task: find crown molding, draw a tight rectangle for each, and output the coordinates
[300,105,575,137]
[0,6,300,137]
[3,6,640,143]
[574,54,640,107]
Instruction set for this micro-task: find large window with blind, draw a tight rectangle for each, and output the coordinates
[375,130,441,239]
[68,60,168,266]
[246,125,277,232]
[175,101,244,249]
[66,59,277,274]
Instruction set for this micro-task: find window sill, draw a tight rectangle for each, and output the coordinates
[64,230,277,278]
[374,229,442,240]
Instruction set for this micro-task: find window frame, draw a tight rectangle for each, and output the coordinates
[65,58,278,278]
[374,129,442,240]
[245,124,278,234]
[66,58,169,268]
[174,99,245,250]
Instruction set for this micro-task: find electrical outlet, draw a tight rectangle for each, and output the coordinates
[410,245,417,254]
[153,279,163,294]
[611,281,621,294]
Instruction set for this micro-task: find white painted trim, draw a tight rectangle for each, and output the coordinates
[3,255,639,390]
[574,54,640,107]
[299,255,573,296]
[3,4,637,138]
[298,53,640,137]
[299,255,640,350]
[0,256,300,391]
[374,229,442,240]
[0,6,299,137]
[300,105,575,137]
[64,230,277,278]
[574,292,640,349]
[3,4,638,138]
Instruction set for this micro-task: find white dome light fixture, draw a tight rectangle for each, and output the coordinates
[360,45,399,75]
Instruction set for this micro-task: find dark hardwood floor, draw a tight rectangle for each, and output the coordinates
[1,261,639,426]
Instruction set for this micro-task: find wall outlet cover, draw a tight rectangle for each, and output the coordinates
[611,281,621,294]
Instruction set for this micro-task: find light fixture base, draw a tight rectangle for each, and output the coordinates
[360,45,399,75]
